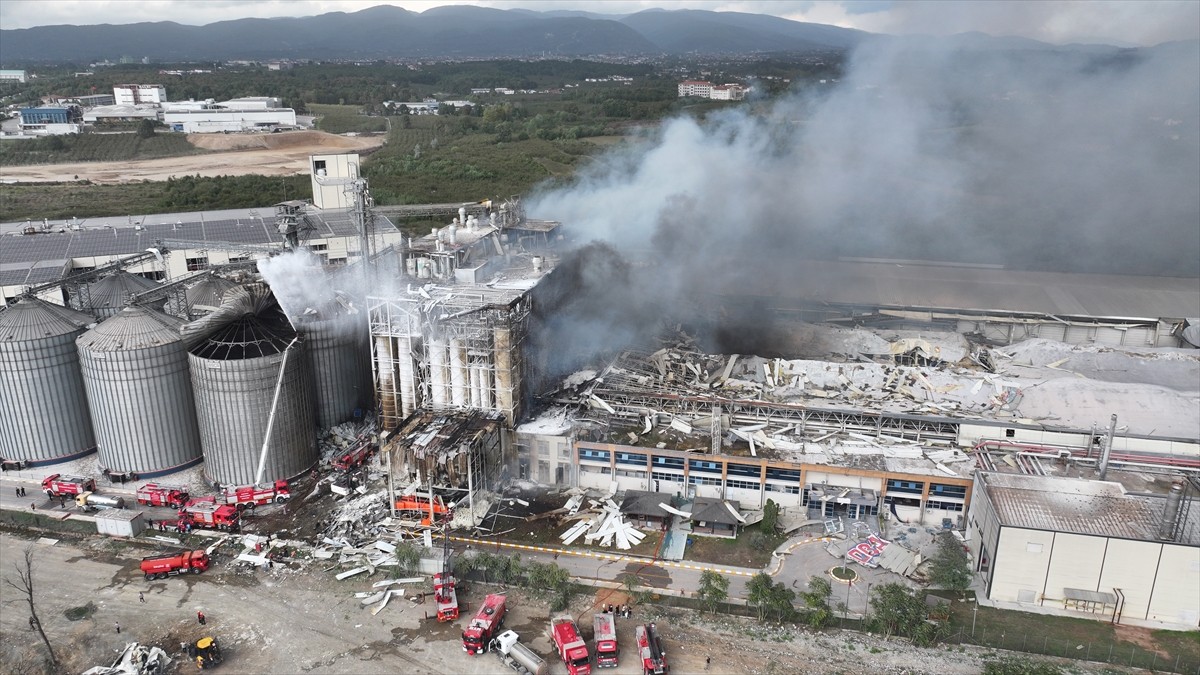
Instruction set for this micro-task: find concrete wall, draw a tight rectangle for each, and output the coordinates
[988,526,1200,627]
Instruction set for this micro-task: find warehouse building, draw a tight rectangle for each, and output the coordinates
[17,105,83,134]
[968,471,1200,627]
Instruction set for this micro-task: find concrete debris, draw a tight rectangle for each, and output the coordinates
[558,491,648,551]
[82,642,172,675]
[373,577,423,587]
[369,589,404,615]
[335,566,370,581]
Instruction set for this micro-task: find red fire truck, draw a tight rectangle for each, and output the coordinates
[550,615,591,675]
[140,550,210,579]
[593,612,619,667]
[462,593,507,654]
[433,571,460,622]
[635,623,668,675]
[221,479,290,509]
[178,499,241,531]
[136,483,191,508]
[41,473,96,499]
[331,437,375,471]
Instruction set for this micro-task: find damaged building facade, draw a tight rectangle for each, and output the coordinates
[369,203,559,515]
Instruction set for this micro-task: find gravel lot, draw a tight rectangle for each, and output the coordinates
[0,531,1141,675]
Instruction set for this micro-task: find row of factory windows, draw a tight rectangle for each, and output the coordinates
[585,449,969,502]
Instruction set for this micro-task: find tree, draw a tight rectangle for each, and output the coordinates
[928,533,972,594]
[746,573,774,620]
[697,570,729,614]
[762,499,780,534]
[136,118,156,138]
[866,583,948,646]
[799,575,834,629]
[4,546,59,670]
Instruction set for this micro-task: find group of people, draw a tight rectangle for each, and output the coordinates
[13,486,27,497]
[604,603,631,618]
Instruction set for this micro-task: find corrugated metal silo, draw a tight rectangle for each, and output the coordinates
[76,305,202,476]
[296,311,371,429]
[0,298,97,463]
[186,285,317,486]
[185,276,238,316]
[82,271,162,319]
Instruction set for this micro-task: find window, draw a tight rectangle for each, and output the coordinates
[930,484,967,499]
[726,463,760,478]
[185,256,209,271]
[313,159,327,174]
[1005,429,1016,438]
[886,479,924,495]
[688,475,721,487]
[559,442,570,459]
[652,456,685,470]
[688,459,721,474]
[651,471,683,483]
[537,440,549,457]
[579,449,609,462]
[926,500,964,512]
[616,452,647,466]
[726,478,760,491]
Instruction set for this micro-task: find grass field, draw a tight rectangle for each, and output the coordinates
[0,132,202,166]
[309,104,389,134]
[685,524,788,568]
[929,590,1200,673]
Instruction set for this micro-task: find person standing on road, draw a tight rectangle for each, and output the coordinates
[139,592,145,603]
[29,616,35,630]
[115,622,120,634]
[197,610,206,625]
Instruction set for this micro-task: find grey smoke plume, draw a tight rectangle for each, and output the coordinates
[530,40,1199,277]
[525,37,1200,382]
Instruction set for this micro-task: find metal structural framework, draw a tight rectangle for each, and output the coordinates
[368,286,531,431]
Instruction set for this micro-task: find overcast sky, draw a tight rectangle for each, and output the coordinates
[1,0,1197,47]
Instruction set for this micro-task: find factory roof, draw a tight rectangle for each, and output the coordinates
[980,472,1200,545]
[0,208,399,275]
[619,490,673,519]
[736,259,1200,320]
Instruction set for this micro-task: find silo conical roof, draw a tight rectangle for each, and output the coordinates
[76,305,185,351]
[85,272,160,316]
[185,276,238,313]
[0,298,95,341]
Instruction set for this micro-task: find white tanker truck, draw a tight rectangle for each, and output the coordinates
[74,492,126,512]
[491,630,548,675]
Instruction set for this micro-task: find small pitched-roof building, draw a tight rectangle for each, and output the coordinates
[690,496,744,538]
[620,490,673,529]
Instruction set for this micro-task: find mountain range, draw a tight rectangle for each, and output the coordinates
[4,5,868,64]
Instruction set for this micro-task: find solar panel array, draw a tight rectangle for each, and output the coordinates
[0,211,393,267]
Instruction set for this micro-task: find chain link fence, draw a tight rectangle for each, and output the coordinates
[952,626,1199,674]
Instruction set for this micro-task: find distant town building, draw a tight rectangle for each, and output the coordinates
[17,105,83,135]
[678,80,745,101]
[0,69,27,83]
[677,80,712,97]
[113,84,167,106]
[56,94,116,107]
[82,104,161,124]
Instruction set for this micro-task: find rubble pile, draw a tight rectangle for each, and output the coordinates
[565,326,1198,445]
[82,642,171,675]
[316,420,373,468]
[558,491,647,551]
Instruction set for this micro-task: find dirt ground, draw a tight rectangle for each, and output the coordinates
[0,530,1144,675]
[0,131,384,184]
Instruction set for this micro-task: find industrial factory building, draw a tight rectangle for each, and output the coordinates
[968,471,1200,626]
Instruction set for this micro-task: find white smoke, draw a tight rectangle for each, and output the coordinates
[529,38,1200,277]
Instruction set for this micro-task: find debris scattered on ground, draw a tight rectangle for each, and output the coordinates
[81,642,171,675]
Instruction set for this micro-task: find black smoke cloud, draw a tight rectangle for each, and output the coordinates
[525,38,1200,385]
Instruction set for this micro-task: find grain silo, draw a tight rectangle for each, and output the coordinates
[184,275,238,317]
[76,305,202,477]
[0,298,97,463]
[80,271,162,319]
[186,285,317,486]
[296,310,371,428]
